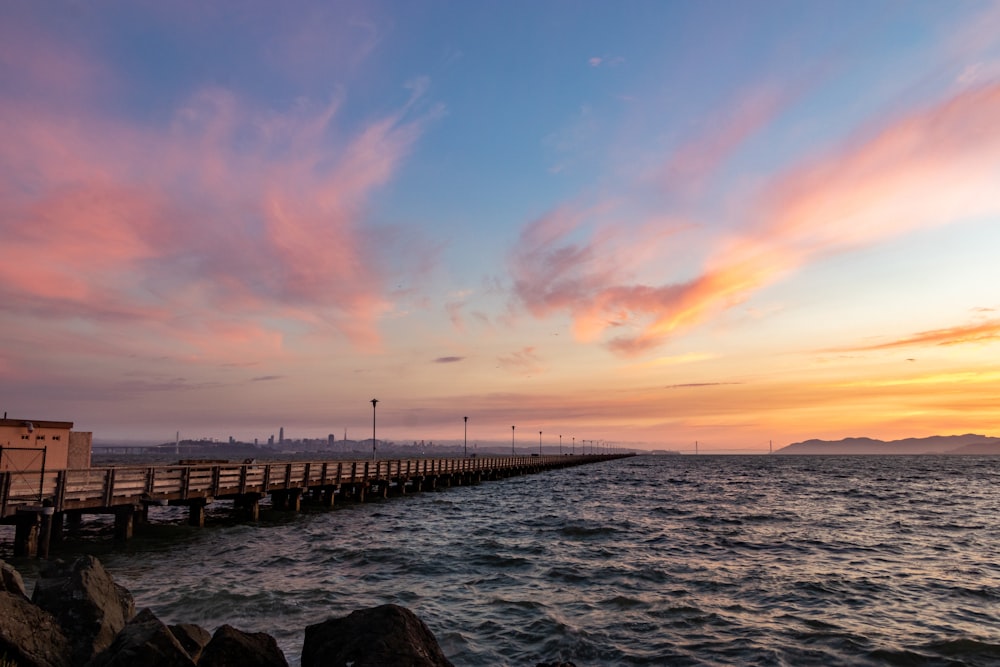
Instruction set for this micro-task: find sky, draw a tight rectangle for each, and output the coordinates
[2,1,999,452]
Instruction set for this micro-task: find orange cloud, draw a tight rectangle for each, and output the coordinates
[836,318,1000,352]
[510,82,1000,356]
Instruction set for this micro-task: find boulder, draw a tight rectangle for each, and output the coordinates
[0,559,28,598]
[168,623,212,663]
[198,624,288,667]
[301,604,454,667]
[0,591,72,667]
[87,608,195,667]
[32,555,135,665]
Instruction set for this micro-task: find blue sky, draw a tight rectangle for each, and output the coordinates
[2,1,999,450]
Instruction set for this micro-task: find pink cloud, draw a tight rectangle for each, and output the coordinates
[659,84,790,198]
[511,82,1000,355]
[497,347,543,375]
[0,34,433,362]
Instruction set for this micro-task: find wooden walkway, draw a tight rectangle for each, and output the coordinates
[1,453,631,557]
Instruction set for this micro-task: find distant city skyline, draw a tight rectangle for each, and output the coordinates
[2,2,999,451]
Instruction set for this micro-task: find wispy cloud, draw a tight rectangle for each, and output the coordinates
[588,55,624,68]
[0,35,436,363]
[510,82,1000,356]
[433,356,465,364]
[836,319,1000,352]
[659,84,790,198]
[497,347,543,375]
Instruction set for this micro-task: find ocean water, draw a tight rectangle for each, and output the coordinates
[13,455,1000,665]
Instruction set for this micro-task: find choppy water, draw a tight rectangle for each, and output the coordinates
[13,455,1000,665]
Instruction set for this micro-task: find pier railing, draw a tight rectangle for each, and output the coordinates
[0,454,626,519]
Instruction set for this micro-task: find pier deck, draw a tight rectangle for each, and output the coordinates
[0,453,631,557]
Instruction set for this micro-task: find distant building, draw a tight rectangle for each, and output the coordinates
[279,427,284,444]
[0,418,92,471]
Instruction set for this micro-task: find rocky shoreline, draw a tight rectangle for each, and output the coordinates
[0,556,575,667]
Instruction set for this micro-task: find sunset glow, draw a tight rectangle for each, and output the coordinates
[2,2,999,451]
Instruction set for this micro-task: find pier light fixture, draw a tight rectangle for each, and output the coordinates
[370,398,378,462]
[464,416,468,457]
[559,434,562,455]
[512,425,515,455]
[539,431,542,456]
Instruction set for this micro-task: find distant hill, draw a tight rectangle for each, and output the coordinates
[776,434,1000,455]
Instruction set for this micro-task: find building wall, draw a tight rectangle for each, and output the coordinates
[68,431,93,469]
[0,420,72,472]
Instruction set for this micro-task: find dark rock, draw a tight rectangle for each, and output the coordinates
[88,608,195,667]
[0,591,72,667]
[301,604,454,667]
[168,623,212,663]
[198,624,288,667]
[0,559,28,598]
[32,555,135,665]
[536,663,577,667]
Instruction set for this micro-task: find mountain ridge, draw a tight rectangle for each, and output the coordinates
[775,433,1000,455]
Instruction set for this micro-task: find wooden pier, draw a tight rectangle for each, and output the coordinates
[0,453,631,557]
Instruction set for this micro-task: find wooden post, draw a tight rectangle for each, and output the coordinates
[38,508,55,558]
[102,468,116,507]
[211,466,221,496]
[233,494,260,521]
[286,488,302,512]
[13,511,40,558]
[114,506,134,541]
[55,470,67,512]
[188,499,206,527]
[50,511,65,546]
[0,471,10,516]
[66,510,83,536]
[271,490,287,510]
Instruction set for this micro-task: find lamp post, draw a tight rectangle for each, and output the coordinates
[463,416,468,457]
[572,437,575,455]
[559,434,562,455]
[370,398,378,462]
[511,425,515,455]
[539,431,542,456]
